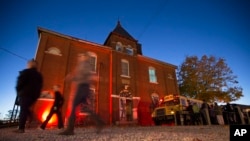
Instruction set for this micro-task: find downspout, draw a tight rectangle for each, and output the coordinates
[96,62,102,113]
[63,42,72,121]
[109,51,113,125]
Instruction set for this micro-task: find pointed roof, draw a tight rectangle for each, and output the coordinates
[112,21,136,41]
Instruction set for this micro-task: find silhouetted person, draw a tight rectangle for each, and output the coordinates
[225,102,236,124]
[192,102,201,125]
[59,52,104,135]
[200,99,209,125]
[40,85,64,130]
[214,102,224,125]
[186,100,193,125]
[209,104,216,124]
[14,59,43,133]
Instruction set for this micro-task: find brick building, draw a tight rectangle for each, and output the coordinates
[34,21,179,126]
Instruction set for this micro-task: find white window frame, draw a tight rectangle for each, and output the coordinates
[88,52,97,73]
[121,59,130,77]
[149,66,157,83]
[116,42,123,52]
[125,45,133,55]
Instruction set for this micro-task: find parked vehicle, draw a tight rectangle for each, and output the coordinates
[151,94,203,125]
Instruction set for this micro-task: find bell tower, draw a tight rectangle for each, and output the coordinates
[104,21,142,55]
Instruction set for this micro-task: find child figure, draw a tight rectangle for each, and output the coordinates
[40,85,64,129]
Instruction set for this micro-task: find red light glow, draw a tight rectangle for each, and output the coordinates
[33,98,58,126]
[41,109,57,124]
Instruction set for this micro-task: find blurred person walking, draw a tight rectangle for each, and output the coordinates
[59,53,104,135]
[14,59,43,133]
[40,85,64,130]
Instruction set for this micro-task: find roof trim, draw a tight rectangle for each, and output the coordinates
[37,27,177,69]
[37,27,110,50]
[137,55,177,69]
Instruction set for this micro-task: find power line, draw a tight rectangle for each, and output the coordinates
[137,0,168,40]
[0,47,28,61]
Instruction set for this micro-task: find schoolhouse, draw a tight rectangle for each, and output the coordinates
[34,21,179,126]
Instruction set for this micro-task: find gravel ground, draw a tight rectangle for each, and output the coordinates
[0,125,229,141]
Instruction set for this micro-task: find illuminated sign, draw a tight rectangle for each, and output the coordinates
[164,95,174,101]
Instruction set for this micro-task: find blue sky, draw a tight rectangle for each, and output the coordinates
[0,0,249,119]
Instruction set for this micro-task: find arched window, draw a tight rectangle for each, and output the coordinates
[116,42,123,52]
[151,93,160,108]
[45,47,62,56]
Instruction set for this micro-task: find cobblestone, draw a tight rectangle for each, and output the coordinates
[0,125,229,141]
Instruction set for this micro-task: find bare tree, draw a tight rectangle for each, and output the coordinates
[5,109,19,120]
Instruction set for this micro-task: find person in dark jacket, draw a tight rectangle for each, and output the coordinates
[225,102,236,124]
[40,85,64,130]
[186,100,194,125]
[14,59,43,133]
[200,99,210,125]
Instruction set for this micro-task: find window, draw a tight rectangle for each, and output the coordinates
[116,42,123,52]
[81,87,96,112]
[151,93,159,107]
[180,98,187,106]
[45,47,62,56]
[125,45,133,55]
[88,52,97,72]
[121,59,129,77]
[168,73,173,79]
[89,87,96,111]
[149,67,157,83]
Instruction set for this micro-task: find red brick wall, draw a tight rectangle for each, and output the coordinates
[35,28,179,126]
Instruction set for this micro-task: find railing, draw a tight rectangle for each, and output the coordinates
[0,119,19,128]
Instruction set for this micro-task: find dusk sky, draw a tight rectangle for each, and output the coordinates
[0,0,249,119]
